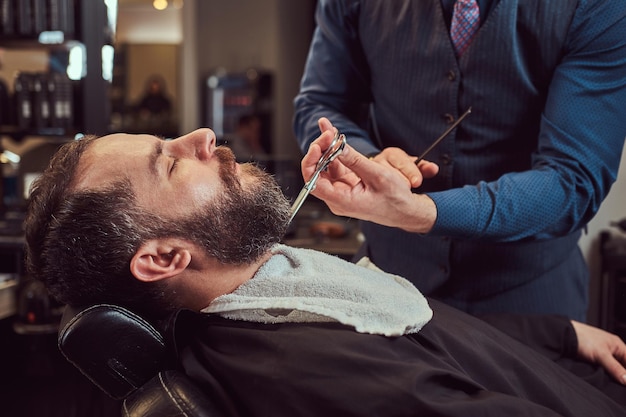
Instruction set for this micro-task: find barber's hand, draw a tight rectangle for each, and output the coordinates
[301,117,438,233]
[370,147,439,189]
[571,320,626,384]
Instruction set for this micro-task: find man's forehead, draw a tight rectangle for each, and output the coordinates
[73,133,156,190]
[97,132,158,146]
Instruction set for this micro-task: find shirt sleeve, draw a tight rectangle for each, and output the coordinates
[430,0,626,240]
[293,0,382,157]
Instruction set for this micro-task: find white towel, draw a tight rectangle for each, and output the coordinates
[202,244,432,336]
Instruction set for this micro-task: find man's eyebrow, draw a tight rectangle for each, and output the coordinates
[150,140,163,178]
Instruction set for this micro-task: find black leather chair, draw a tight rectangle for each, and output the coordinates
[58,304,233,417]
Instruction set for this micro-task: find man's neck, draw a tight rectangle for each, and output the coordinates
[178,250,274,311]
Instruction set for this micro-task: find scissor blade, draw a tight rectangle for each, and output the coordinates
[288,186,312,224]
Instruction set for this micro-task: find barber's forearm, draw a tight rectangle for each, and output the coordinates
[396,194,437,234]
[293,101,377,156]
[293,0,376,155]
[313,183,437,235]
[347,192,437,234]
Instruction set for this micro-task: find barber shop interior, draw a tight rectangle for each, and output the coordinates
[1,1,626,416]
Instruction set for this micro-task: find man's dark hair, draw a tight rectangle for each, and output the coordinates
[23,136,176,319]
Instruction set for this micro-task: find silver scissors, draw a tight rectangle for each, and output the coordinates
[289,130,347,223]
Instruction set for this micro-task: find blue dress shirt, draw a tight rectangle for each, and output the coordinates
[293,0,626,319]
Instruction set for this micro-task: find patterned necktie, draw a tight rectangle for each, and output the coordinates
[450,0,480,57]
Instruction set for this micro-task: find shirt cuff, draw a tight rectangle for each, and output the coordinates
[427,187,481,238]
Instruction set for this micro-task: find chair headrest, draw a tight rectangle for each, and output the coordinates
[58,304,168,400]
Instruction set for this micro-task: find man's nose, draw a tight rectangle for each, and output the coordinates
[175,128,216,159]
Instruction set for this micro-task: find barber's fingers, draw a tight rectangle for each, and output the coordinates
[572,320,626,385]
[333,143,410,189]
[318,117,335,133]
[598,339,626,385]
[598,352,626,385]
[301,128,337,181]
[302,117,337,179]
[372,148,440,188]
[417,160,440,181]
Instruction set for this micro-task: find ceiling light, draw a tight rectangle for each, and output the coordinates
[153,0,168,10]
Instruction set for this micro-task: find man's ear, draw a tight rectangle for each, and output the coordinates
[130,239,192,282]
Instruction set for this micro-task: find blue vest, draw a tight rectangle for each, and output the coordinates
[356,0,586,318]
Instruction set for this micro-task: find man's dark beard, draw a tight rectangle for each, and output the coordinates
[171,147,291,265]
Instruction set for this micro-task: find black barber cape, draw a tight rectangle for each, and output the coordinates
[170,299,626,417]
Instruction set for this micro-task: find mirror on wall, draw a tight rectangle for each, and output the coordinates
[110,0,182,137]
[110,43,179,136]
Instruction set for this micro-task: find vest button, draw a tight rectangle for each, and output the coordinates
[447,70,456,81]
[443,113,455,124]
[440,154,452,165]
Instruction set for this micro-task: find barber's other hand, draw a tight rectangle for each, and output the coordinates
[571,320,626,384]
[301,118,438,233]
[370,147,438,188]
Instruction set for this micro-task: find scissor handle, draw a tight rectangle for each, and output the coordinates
[316,131,346,172]
[288,131,347,224]
[308,133,345,192]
